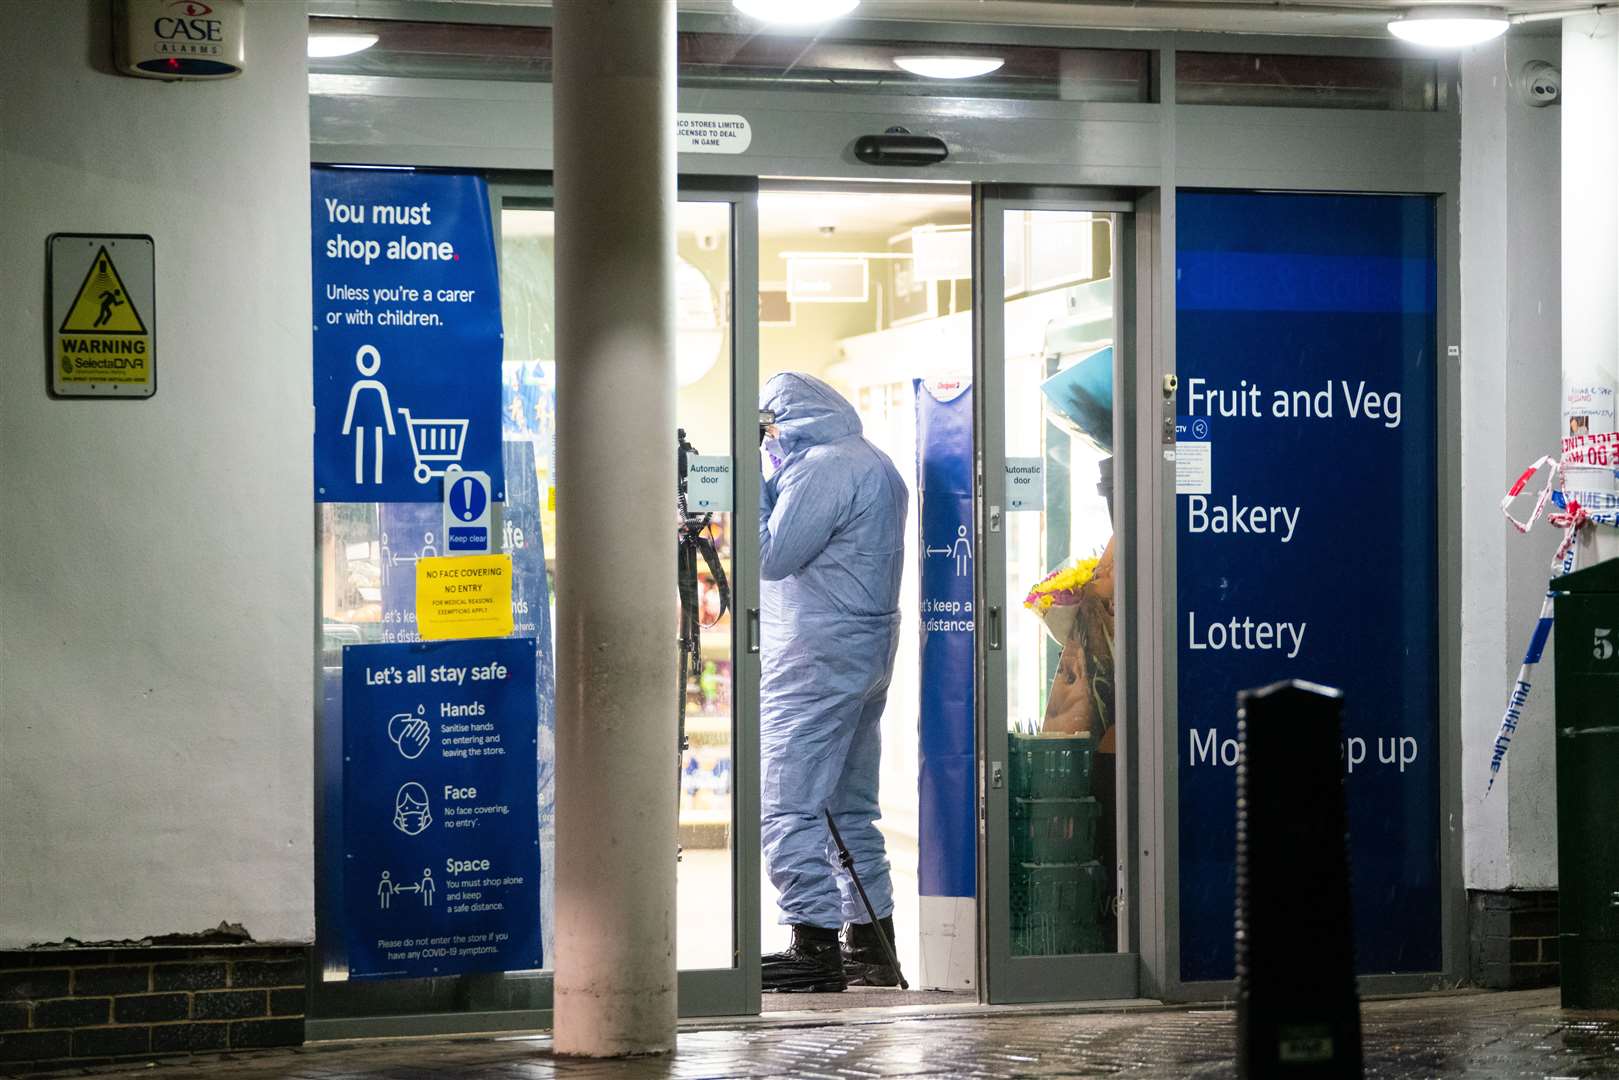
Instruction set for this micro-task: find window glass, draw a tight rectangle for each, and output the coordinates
[308,18,1152,103]
[1004,211,1122,957]
[1176,52,1438,111]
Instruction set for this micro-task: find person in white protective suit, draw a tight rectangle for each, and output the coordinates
[758,372,909,992]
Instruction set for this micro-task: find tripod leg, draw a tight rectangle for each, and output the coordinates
[824,810,909,990]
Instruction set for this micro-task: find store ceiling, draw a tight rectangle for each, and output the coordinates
[673,0,1579,37]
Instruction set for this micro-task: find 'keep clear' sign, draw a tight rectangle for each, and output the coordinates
[342,637,541,979]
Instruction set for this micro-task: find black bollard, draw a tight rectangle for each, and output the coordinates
[1235,680,1362,1079]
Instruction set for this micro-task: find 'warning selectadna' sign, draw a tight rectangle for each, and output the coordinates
[50,234,156,398]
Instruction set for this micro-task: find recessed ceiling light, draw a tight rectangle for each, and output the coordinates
[308,33,379,59]
[732,0,858,26]
[894,55,1005,80]
[1388,6,1508,48]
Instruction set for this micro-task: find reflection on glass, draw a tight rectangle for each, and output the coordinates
[673,202,737,971]
[499,204,739,972]
[1004,210,1121,957]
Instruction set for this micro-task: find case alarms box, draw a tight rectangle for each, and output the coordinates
[117,0,245,80]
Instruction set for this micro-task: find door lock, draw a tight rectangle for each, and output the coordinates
[991,761,1004,790]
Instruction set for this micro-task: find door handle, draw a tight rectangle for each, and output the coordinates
[987,605,1002,651]
[746,608,760,654]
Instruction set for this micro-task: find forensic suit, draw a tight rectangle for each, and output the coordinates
[759,372,908,990]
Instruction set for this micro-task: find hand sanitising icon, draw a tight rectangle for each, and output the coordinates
[388,706,431,760]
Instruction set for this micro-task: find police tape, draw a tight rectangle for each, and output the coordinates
[1489,453,1619,792]
[1562,430,1619,470]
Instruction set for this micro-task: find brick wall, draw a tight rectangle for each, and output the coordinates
[1468,889,1559,990]
[0,946,307,1073]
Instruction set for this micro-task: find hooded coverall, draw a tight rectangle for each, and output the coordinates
[759,372,908,929]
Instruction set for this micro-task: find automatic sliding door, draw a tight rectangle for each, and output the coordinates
[978,188,1139,1004]
[310,178,762,1031]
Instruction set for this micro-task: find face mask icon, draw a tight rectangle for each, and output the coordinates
[393,782,432,836]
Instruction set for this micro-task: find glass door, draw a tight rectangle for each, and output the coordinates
[495,177,762,1019]
[976,187,1140,1004]
[310,176,761,1031]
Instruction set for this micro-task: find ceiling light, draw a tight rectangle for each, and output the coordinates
[308,33,379,59]
[732,0,858,26]
[894,55,1005,80]
[1387,6,1507,48]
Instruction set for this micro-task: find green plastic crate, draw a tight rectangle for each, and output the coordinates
[1010,861,1109,956]
[1011,796,1101,864]
[1008,733,1094,799]
[1013,914,1108,957]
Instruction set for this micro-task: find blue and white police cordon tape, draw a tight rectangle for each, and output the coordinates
[1489,450,1619,792]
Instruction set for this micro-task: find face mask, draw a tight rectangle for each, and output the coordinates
[763,436,785,473]
[395,807,431,836]
[394,785,432,836]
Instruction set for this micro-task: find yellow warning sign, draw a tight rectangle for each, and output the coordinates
[51,236,155,395]
[416,555,515,641]
[60,247,148,335]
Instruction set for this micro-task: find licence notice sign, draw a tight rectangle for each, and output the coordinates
[50,234,156,398]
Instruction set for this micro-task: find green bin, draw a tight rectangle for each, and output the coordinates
[1554,556,1619,1009]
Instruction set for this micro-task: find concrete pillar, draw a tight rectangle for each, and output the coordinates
[1459,34,1562,934]
[551,0,678,1057]
[1563,13,1619,562]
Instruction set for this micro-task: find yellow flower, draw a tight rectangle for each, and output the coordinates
[1023,554,1103,611]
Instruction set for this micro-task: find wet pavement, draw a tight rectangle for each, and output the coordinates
[15,988,1619,1078]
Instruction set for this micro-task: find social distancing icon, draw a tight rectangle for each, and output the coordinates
[59,247,148,336]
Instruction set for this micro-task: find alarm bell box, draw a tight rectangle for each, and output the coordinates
[116,0,245,80]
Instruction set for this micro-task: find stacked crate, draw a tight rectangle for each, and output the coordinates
[1008,733,1107,956]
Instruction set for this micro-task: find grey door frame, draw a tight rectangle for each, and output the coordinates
[308,173,763,1035]
[482,173,765,1021]
[974,185,1142,1004]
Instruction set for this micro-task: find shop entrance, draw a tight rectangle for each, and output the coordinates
[308,175,1143,1031]
[746,182,1139,1010]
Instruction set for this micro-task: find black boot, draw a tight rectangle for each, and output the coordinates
[763,925,846,992]
[842,916,902,987]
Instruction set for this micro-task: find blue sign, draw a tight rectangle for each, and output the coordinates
[449,474,488,522]
[445,471,492,554]
[1176,192,1440,982]
[342,637,541,979]
[916,378,976,898]
[313,168,505,503]
[377,438,558,956]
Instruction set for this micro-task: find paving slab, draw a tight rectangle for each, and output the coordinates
[11,988,1619,1079]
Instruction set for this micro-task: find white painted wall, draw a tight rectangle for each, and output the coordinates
[1459,34,1563,893]
[0,1,313,945]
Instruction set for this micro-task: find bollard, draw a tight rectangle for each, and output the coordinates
[1235,680,1363,1079]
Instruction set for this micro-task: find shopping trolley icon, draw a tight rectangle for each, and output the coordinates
[396,408,469,484]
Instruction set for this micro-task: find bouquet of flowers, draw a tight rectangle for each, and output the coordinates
[1024,538,1116,738]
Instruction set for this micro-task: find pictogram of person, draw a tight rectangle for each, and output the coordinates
[342,344,395,485]
[952,524,972,577]
[419,868,435,907]
[378,870,395,909]
[95,286,125,328]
